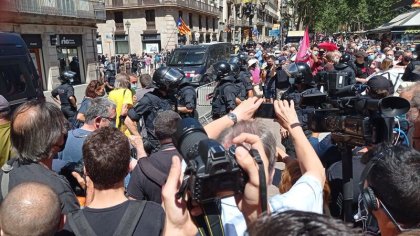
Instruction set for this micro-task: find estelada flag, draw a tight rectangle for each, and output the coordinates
[177,17,191,35]
[295,27,310,63]
[412,0,420,8]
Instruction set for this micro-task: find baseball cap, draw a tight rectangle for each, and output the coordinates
[248,58,259,67]
[0,95,10,112]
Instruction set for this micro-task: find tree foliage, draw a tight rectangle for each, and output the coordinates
[286,0,399,33]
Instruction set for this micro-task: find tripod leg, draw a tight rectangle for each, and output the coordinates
[340,145,354,223]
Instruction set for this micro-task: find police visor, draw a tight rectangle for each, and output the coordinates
[164,68,184,84]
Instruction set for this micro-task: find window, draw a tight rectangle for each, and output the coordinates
[145,10,155,22]
[206,17,209,30]
[179,11,183,18]
[199,15,202,30]
[212,18,215,31]
[114,35,128,54]
[189,13,193,28]
[0,63,27,99]
[168,49,206,66]
[114,11,123,23]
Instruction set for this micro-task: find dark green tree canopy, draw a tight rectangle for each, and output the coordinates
[286,0,399,33]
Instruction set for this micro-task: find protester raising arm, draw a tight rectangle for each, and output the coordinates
[274,99,326,185]
[204,97,263,139]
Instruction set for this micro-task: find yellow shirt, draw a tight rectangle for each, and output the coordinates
[0,121,12,166]
[108,88,133,128]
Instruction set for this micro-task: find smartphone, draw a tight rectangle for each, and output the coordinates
[255,103,276,119]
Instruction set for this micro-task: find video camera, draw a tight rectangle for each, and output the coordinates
[303,76,410,146]
[173,118,262,204]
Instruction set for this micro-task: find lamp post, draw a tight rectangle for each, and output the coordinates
[112,27,115,59]
[125,20,131,55]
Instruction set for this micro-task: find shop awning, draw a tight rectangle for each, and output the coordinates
[368,9,420,33]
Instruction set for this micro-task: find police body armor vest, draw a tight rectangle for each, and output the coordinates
[211,82,234,117]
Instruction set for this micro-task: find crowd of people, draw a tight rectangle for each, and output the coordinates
[0,38,419,236]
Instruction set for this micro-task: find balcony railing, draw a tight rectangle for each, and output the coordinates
[105,0,219,16]
[4,0,106,21]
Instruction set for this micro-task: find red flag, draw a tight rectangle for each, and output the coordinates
[295,27,310,63]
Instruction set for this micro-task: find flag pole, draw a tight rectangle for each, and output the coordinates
[164,28,179,51]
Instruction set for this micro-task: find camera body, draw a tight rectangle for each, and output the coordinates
[173,118,247,203]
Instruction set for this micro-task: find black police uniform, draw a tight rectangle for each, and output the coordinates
[211,76,238,119]
[51,83,77,124]
[236,71,253,101]
[177,85,198,118]
[127,90,175,154]
[334,63,356,85]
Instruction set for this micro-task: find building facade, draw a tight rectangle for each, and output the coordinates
[220,0,279,44]
[0,0,106,97]
[97,0,220,57]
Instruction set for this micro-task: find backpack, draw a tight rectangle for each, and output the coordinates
[67,200,146,236]
[211,82,234,117]
[139,93,173,153]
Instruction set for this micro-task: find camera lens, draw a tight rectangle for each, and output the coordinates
[173,118,208,161]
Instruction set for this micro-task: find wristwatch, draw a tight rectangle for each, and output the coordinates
[227,113,238,125]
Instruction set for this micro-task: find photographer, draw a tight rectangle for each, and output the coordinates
[160,99,326,236]
[358,144,420,235]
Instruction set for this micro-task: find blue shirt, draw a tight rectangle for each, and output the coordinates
[58,128,92,163]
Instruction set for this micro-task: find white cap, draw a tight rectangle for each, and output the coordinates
[248,58,259,67]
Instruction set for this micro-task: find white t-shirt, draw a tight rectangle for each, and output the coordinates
[221,174,323,236]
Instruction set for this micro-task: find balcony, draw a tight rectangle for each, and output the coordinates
[3,0,106,21]
[105,0,219,16]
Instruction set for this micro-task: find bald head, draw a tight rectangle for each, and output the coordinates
[0,182,61,236]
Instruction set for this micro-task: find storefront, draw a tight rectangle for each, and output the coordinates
[21,34,46,90]
[50,34,85,85]
[142,33,161,53]
[368,9,420,44]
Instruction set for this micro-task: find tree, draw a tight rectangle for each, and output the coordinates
[290,0,399,32]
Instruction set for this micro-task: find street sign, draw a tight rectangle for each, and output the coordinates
[269,29,280,37]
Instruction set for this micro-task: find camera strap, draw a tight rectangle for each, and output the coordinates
[250,149,268,213]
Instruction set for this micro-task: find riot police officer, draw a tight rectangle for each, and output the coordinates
[177,76,198,119]
[333,53,356,85]
[125,67,182,154]
[211,61,238,120]
[229,54,254,102]
[281,62,322,125]
[51,71,78,126]
[281,62,322,155]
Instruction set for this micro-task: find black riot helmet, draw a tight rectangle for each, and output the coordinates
[287,62,313,85]
[229,63,240,77]
[153,67,184,92]
[339,53,351,64]
[213,61,231,79]
[59,71,76,84]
